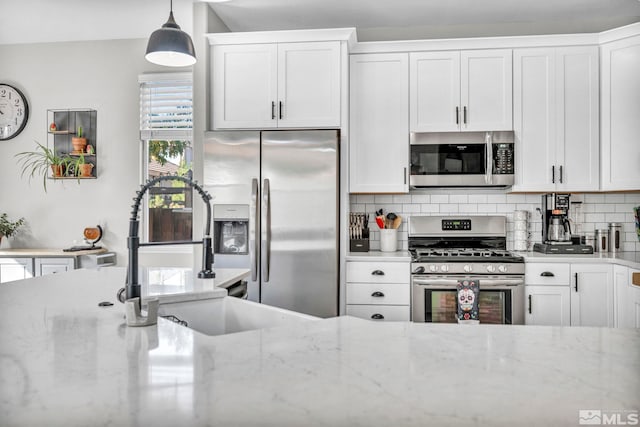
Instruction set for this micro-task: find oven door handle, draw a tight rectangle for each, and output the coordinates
[412,278,524,287]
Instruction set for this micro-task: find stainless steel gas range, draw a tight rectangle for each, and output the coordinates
[409,216,525,325]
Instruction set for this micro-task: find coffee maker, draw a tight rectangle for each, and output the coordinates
[533,193,594,254]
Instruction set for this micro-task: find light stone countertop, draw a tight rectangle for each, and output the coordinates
[346,250,411,262]
[0,247,109,257]
[1,268,639,426]
[521,251,640,270]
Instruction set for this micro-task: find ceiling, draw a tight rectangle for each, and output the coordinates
[1,0,639,45]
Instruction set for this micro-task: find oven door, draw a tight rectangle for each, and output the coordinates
[412,276,524,324]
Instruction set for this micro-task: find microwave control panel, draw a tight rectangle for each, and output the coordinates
[493,143,514,174]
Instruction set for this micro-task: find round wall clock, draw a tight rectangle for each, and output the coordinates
[0,83,29,141]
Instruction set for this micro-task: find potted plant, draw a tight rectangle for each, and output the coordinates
[15,141,71,191]
[71,125,87,153]
[74,152,94,178]
[0,213,25,245]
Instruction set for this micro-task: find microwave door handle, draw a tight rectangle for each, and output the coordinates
[485,132,492,184]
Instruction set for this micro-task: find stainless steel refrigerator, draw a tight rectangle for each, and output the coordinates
[204,130,339,318]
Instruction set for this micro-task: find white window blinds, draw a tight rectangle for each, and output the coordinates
[139,72,193,140]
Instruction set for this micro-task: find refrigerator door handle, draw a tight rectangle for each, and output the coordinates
[251,178,259,282]
[262,178,271,283]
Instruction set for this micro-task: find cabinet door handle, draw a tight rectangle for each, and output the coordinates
[279,101,283,120]
[404,167,407,185]
[463,106,467,124]
[552,165,555,184]
[271,101,276,120]
[528,294,532,314]
[455,106,459,125]
[574,272,578,292]
[371,291,385,298]
[540,271,555,277]
[559,165,563,184]
[371,313,385,320]
[371,270,385,276]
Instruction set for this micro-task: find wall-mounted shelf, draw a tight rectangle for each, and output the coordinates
[47,109,98,179]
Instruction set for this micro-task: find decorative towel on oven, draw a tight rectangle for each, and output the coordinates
[457,279,479,324]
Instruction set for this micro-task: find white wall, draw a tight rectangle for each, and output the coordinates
[0,38,181,264]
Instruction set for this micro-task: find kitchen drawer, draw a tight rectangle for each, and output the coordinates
[346,304,410,321]
[525,263,570,286]
[346,261,409,284]
[346,282,410,305]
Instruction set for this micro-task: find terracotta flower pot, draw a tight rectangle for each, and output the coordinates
[51,164,64,177]
[78,163,94,177]
[71,137,87,153]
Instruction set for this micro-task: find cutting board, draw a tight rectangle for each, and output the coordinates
[633,272,640,287]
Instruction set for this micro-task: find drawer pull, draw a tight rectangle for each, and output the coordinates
[540,271,555,277]
[574,273,579,292]
[371,291,385,298]
[528,294,532,314]
[371,270,385,276]
[371,313,384,320]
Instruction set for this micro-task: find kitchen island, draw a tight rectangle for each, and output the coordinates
[1,269,639,426]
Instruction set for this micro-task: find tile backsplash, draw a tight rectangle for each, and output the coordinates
[349,191,640,252]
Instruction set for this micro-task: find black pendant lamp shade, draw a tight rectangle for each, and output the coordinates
[145,0,196,67]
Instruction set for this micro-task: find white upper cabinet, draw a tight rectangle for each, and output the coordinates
[410,49,512,132]
[350,53,409,193]
[212,41,341,129]
[601,35,640,191]
[513,46,599,192]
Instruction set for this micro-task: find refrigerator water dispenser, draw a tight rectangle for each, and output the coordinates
[213,204,249,255]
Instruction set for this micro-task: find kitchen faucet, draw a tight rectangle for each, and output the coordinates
[120,175,215,318]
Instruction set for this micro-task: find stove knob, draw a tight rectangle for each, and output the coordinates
[440,265,449,273]
[429,265,438,272]
[498,265,507,273]
[463,264,473,273]
[414,266,425,274]
[486,265,496,273]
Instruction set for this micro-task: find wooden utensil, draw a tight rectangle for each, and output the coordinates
[392,215,402,229]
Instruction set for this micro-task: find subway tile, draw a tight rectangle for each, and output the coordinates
[350,204,365,212]
[615,203,637,213]
[468,194,488,203]
[374,195,393,203]
[356,195,375,204]
[411,194,430,203]
[605,213,626,223]
[605,194,626,203]
[477,204,498,213]
[486,194,507,203]
[594,204,616,213]
[439,204,459,213]
[430,194,449,203]
[421,204,440,213]
[449,194,468,203]
[459,204,478,213]
[495,204,514,213]
[526,194,543,203]
[585,194,605,203]
[402,204,422,213]
[506,194,527,203]
[393,195,412,204]
[625,193,640,203]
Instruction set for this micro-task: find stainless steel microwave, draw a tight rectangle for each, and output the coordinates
[410,131,515,187]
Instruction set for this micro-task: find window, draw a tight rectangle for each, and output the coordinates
[139,73,193,243]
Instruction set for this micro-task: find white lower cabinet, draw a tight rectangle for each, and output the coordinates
[615,265,640,328]
[0,258,34,283]
[34,258,76,276]
[346,260,410,321]
[525,262,614,327]
[525,285,571,326]
[570,264,614,327]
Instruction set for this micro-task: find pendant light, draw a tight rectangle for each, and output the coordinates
[145,0,196,67]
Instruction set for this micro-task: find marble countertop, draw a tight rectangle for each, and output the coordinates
[346,250,412,262]
[1,268,639,426]
[521,251,640,270]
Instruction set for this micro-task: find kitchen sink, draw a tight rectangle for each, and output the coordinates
[157,296,319,336]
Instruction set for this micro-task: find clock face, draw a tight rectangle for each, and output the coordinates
[0,84,29,141]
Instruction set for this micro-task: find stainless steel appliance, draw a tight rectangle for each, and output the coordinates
[410,131,514,187]
[534,193,593,254]
[204,130,339,318]
[409,215,525,324]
